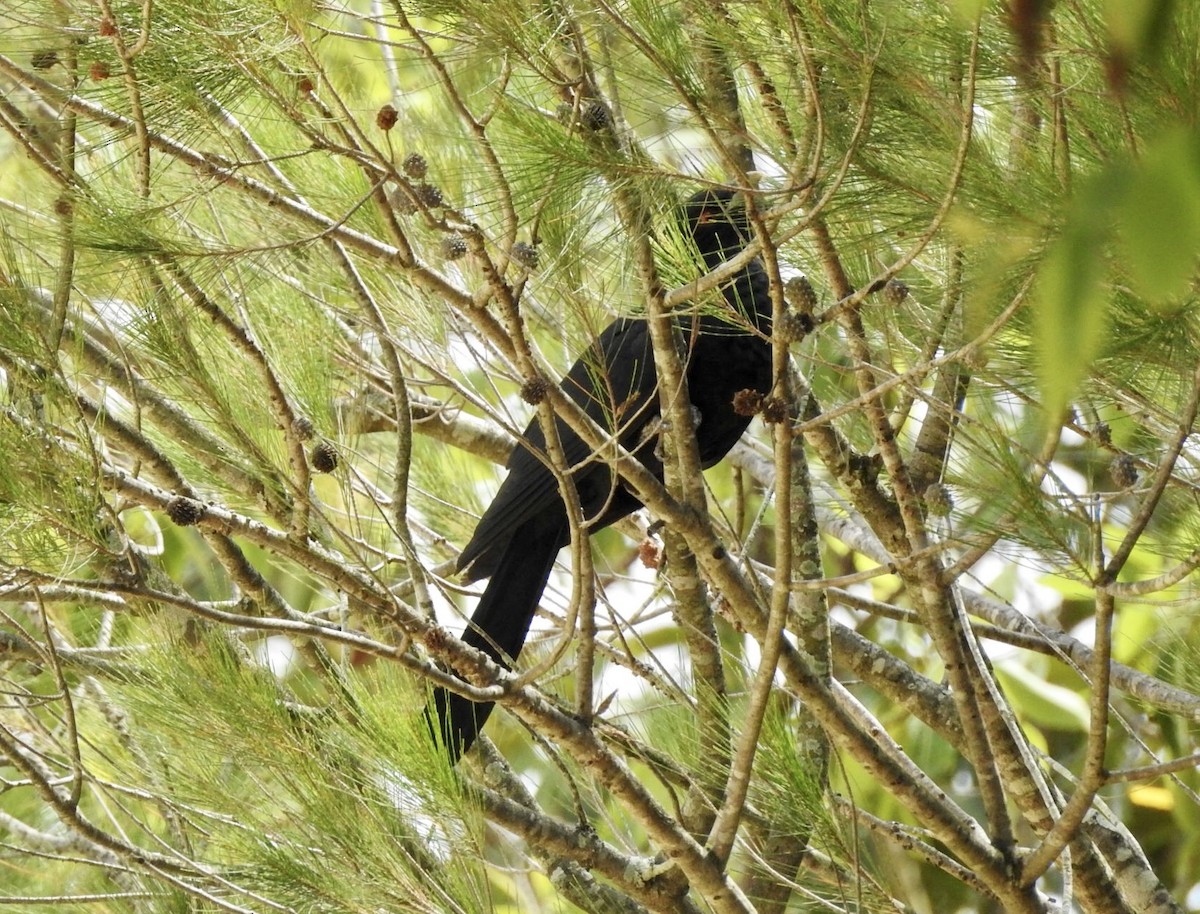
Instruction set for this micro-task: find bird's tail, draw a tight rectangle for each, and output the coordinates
[428,518,565,760]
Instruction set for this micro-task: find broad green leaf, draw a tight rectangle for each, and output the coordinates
[1117,127,1200,305]
[1034,171,1123,421]
[1104,0,1175,58]
[1111,603,1164,667]
[996,660,1090,733]
[946,0,987,23]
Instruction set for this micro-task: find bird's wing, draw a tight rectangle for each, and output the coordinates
[456,316,661,579]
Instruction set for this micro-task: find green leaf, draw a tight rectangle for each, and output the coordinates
[1034,171,1123,420]
[946,0,987,23]
[1104,0,1176,59]
[996,660,1090,733]
[1117,127,1200,305]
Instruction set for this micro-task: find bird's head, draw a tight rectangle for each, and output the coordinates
[682,188,752,269]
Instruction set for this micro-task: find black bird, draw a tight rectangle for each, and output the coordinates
[431,189,773,759]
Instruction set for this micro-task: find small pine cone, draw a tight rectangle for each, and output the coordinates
[1094,422,1112,446]
[760,396,788,424]
[297,76,315,95]
[882,278,909,305]
[922,482,953,518]
[425,625,448,651]
[89,60,110,81]
[511,241,539,270]
[1111,454,1138,490]
[580,99,611,131]
[311,440,339,473]
[778,310,814,343]
[440,234,468,261]
[637,538,663,569]
[732,388,764,417]
[784,275,818,313]
[292,415,315,441]
[166,496,203,527]
[31,50,58,70]
[414,182,444,209]
[520,376,550,405]
[402,152,428,179]
[376,104,398,131]
[389,187,417,215]
[98,18,117,36]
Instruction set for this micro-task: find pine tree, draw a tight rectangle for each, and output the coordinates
[2,1,1200,911]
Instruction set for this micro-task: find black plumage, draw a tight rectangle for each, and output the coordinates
[431,189,773,759]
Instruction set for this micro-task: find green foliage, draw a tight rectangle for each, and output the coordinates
[1117,128,1200,304]
[1032,124,1200,424]
[3,0,1200,911]
[111,629,491,913]
[1032,170,1118,425]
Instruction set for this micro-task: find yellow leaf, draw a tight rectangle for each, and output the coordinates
[1129,784,1174,811]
